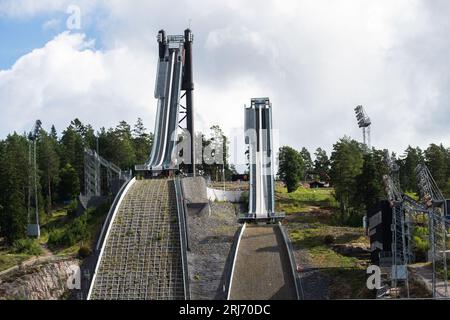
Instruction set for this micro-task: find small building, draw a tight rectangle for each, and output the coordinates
[309,181,328,189]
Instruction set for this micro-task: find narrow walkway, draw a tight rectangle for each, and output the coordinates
[228,225,297,300]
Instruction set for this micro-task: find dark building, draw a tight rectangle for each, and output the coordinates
[309,181,328,188]
[231,174,249,182]
[367,200,393,266]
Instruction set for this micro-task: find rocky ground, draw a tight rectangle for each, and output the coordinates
[186,202,240,300]
[0,257,79,300]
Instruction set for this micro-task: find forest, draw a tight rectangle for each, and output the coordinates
[277,137,450,226]
[0,118,235,246]
[1,117,450,249]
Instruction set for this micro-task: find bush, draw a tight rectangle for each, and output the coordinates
[48,212,90,248]
[12,239,43,256]
[324,235,336,245]
[48,229,77,247]
[412,226,429,262]
[67,200,79,218]
[78,246,92,258]
[240,191,249,208]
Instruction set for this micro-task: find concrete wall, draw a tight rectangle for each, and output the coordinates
[181,177,210,216]
[207,188,243,203]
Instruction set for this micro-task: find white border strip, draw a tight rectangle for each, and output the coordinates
[87,177,136,300]
[226,222,247,300]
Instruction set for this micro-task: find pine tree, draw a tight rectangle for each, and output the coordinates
[132,118,153,165]
[424,143,447,190]
[300,147,313,179]
[355,149,388,211]
[398,146,423,193]
[330,137,364,217]
[0,134,30,244]
[37,129,60,214]
[58,163,80,201]
[314,147,330,181]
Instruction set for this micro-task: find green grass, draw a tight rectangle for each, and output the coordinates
[0,201,111,270]
[324,268,374,299]
[275,185,338,213]
[289,225,366,268]
[0,251,30,272]
[279,184,372,298]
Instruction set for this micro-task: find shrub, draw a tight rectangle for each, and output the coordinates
[67,200,79,218]
[48,229,77,247]
[324,235,336,245]
[240,191,249,207]
[12,239,43,256]
[78,246,92,258]
[411,226,430,262]
[48,213,89,248]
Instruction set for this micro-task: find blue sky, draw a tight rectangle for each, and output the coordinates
[0,11,103,69]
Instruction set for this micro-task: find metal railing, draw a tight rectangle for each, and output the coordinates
[174,177,191,300]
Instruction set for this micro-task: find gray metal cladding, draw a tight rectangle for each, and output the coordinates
[245,98,275,219]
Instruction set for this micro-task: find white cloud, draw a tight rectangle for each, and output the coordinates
[42,18,61,31]
[0,31,155,136]
[2,0,450,164]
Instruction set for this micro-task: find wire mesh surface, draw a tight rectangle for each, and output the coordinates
[89,179,184,300]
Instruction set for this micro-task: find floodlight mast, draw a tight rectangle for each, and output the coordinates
[354,105,371,149]
[27,120,42,237]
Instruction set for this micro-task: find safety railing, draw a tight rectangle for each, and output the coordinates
[174,177,191,300]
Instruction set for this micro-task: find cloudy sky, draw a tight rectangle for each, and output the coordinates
[1,0,450,168]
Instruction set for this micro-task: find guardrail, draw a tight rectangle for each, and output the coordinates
[278,222,304,300]
[226,223,247,300]
[174,177,191,300]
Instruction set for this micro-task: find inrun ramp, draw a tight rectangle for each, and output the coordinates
[228,224,298,300]
[245,98,276,220]
[88,179,185,300]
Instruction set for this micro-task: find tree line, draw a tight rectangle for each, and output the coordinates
[278,137,450,226]
[0,118,152,244]
[0,118,235,245]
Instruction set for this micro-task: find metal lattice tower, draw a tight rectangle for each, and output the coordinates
[27,120,42,237]
[380,150,428,298]
[415,163,449,298]
[382,150,409,297]
[354,105,371,149]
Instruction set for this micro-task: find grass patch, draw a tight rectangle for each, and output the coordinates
[0,251,30,272]
[275,185,338,214]
[289,225,366,268]
[324,268,374,299]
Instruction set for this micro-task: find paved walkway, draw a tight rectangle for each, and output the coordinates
[409,263,449,298]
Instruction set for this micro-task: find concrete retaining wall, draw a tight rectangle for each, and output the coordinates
[207,188,243,203]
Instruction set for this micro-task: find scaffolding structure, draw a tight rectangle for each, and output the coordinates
[381,151,427,298]
[415,163,449,298]
[382,151,409,297]
[84,149,125,197]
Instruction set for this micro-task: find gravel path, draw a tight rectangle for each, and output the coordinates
[186,202,239,300]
